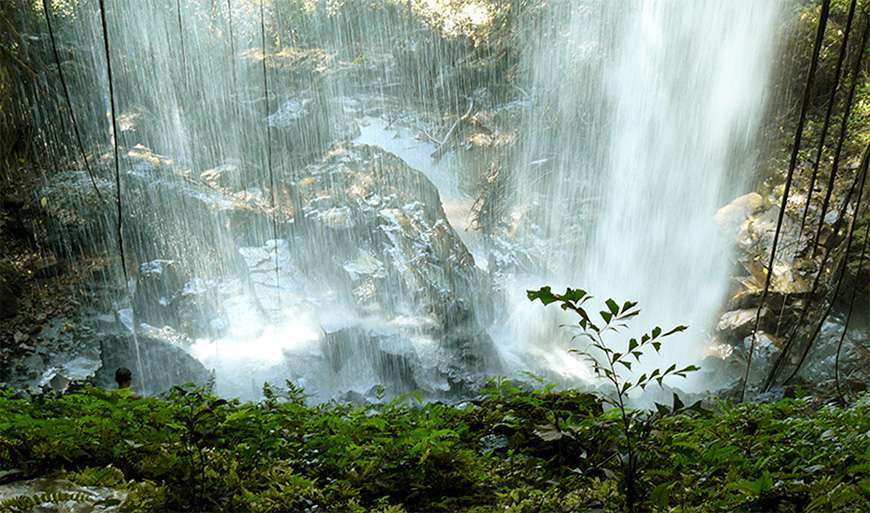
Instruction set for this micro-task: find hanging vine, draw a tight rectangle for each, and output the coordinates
[259,0,280,292]
[97,0,145,387]
[810,12,870,255]
[40,0,103,202]
[763,150,868,390]
[740,0,831,401]
[799,0,858,233]
[834,208,868,403]
[782,143,868,386]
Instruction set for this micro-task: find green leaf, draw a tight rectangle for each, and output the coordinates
[563,288,588,303]
[672,392,684,411]
[652,341,661,352]
[527,287,557,305]
[619,361,632,371]
[662,325,688,337]
[605,298,619,315]
[628,338,638,351]
[621,300,638,313]
[620,310,641,320]
[534,423,570,442]
[600,311,612,323]
[650,482,670,510]
[410,389,424,404]
[652,326,662,338]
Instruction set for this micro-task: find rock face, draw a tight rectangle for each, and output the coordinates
[94,332,210,394]
[133,260,226,339]
[0,261,21,319]
[717,308,765,340]
[37,141,499,400]
[713,192,764,238]
[292,144,493,333]
[0,314,209,396]
[225,144,501,397]
[711,184,869,396]
[713,193,814,347]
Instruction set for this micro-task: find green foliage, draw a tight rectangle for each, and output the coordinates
[0,491,90,513]
[0,385,868,512]
[528,287,699,512]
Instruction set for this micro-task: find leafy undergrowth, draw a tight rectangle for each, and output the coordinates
[0,385,867,513]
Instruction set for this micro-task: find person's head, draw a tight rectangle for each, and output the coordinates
[115,367,132,388]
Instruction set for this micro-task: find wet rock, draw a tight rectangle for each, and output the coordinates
[0,479,126,513]
[173,279,227,338]
[717,308,766,341]
[479,433,510,454]
[741,331,782,386]
[268,95,333,160]
[752,387,786,404]
[322,327,419,394]
[796,316,870,388]
[238,239,310,319]
[37,353,103,393]
[33,170,115,255]
[35,139,500,398]
[13,331,29,344]
[0,262,22,319]
[133,259,184,328]
[294,144,487,313]
[290,144,499,373]
[133,260,227,338]
[268,99,313,128]
[714,192,764,238]
[95,332,209,394]
[718,191,820,343]
[200,160,242,190]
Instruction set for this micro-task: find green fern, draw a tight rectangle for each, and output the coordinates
[65,466,125,488]
[0,491,91,513]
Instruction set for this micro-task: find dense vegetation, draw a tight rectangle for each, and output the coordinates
[0,385,868,512]
[7,291,866,512]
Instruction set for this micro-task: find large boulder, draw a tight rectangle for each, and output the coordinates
[715,193,817,346]
[717,308,766,341]
[225,144,501,395]
[289,144,498,370]
[714,192,764,238]
[94,331,209,394]
[132,260,227,339]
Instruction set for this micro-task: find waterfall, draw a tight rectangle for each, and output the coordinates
[499,0,782,379]
[30,0,785,398]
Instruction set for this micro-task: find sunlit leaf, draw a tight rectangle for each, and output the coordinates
[605,298,619,315]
